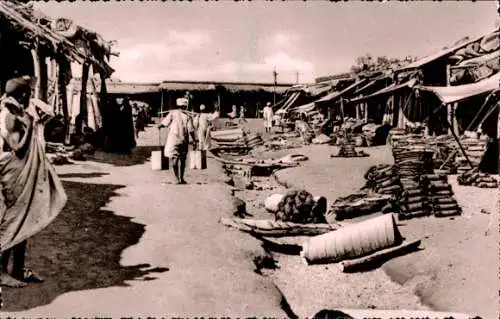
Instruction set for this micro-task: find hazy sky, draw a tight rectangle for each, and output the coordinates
[36,1,498,84]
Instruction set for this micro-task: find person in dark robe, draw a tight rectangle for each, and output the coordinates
[117,97,136,154]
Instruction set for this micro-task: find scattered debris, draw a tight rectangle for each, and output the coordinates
[219,218,340,237]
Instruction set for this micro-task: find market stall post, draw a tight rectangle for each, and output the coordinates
[39,51,48,103]
[75,62,90,138]
[57,57,70,142]
[31,48,41,99]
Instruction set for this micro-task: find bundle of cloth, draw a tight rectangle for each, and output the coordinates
[449,30,500,85]
[363,164,401,196]
[327,192,393,221]
[457,168,498,188]
[275,190,327,224]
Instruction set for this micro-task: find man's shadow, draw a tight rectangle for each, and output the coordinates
[2,180,168,311]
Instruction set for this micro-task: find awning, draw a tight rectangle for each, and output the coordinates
[352,75,393,96]
[397,34,485,72]
[349,79,417,103]
[417,72,500,104]
[316,78,369,103]
[290,102,315,113]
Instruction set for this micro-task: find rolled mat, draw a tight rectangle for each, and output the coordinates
[433,190,454,196]
[402,196,425,204]
[477,182,498,188]
[402,202,426,212]
[398,210,430,220]
[434,210,462,217]
[433,203,460,211]
[402,189,424,197]
[301,214,402,264]
[431,197,457,205]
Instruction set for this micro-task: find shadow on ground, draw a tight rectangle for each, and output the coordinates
[87,146,160,167]
[2,180,168,311]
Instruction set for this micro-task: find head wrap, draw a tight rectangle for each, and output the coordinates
[176,98,188,107]
[5,76,32,96]
[199,104,206,111]
[266,102,271,106]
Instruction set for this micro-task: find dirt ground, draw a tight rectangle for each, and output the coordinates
[1,119,497,318]
[259,143,498,319]
[1,123,290,318]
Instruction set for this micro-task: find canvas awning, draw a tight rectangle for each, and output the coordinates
[417,72,500,104]
[316,78,369,103]
[397,35,485,72]
[349,79,417,104]
[290,102,315,114]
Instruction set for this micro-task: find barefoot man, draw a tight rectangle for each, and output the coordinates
[158,98,196,184]
[0,76,67,287]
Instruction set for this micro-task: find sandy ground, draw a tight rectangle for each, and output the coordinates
[260,143,498,319]
[1,124,290,317]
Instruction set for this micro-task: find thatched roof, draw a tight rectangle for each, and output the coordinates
[0,1,116,77]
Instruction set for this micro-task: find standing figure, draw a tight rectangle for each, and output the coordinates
[262,102,274,133]
[228,105,237,119]
[0,76,67,287]
[239,105,245,119]
[158,98,196,184]
[193,104,216,153]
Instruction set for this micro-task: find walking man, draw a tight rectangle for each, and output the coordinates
[158,98,196,184]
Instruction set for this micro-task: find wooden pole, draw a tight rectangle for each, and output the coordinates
[57,58,70,144]
[39,51,48,103]
[340,98,345,120]
[444,116,474,169]
[76,62,90,137]
[446,103,453,135]
[31,48,41,99]
[160,88,164,119]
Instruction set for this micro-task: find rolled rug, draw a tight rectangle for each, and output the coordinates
[399,210,430,220]
[435,209,462,218]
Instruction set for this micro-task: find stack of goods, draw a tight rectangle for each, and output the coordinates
[244,132,265,148]
[392,146,434,219]
[397,177,429,219]
[210,128,245,148]
[455,135,487,174]
[421,174,461,218]
[457,168,498,188]
[331,143,369,158]
[361,123,379,146]
[387,128,407,147]
[327,192,393,221]
[432,143,457,174]
[275,190,327,224]
[363,164,401,196]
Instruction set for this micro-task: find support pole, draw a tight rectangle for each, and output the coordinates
[444,117,474,169]
[39,51,48,103]
[31,48,41,99]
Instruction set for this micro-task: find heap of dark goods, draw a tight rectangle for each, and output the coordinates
[457,168,498,188]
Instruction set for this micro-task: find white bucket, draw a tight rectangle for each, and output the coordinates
[151,151,163,171]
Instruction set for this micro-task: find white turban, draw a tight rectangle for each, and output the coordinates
[176,98,188,107]
[200,104,206,111]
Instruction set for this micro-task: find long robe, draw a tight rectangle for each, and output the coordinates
[0,98,67,251]
[161,109,194,159]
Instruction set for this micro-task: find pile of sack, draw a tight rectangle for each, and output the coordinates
[328,192,393,221]
[457,168,498,188]
[332,143,369,158]
[455,136,487,174]
[361,123,380,146]
[421,174,461,218]
[396,177,430,219]
[363,164,401,195]
[267,190,327,224]
[387,128,407,147]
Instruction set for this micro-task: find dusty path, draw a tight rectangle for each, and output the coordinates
[1,126,290,317]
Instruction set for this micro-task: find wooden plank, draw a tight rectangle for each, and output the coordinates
[340,239,421,273]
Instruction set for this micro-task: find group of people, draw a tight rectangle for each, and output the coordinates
[158,98,218,185]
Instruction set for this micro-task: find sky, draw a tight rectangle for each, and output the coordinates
[36,1,499,84]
